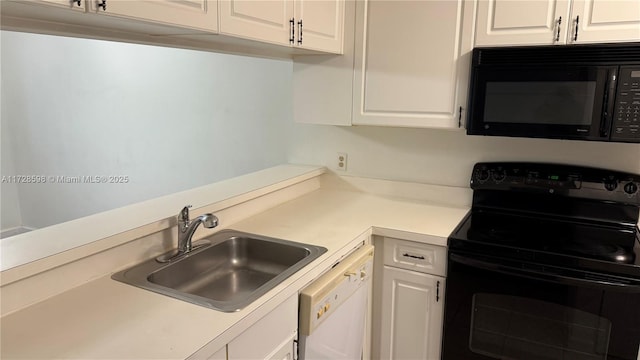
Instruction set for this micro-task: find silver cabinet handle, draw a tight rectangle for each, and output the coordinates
[573,15,580,42]
[97,0,106,11]
[297,20,303,45]
[289,18,295,44]
[71,0,81,6]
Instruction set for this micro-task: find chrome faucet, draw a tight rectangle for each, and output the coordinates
[177,205,218,253]
[157,205,219,263]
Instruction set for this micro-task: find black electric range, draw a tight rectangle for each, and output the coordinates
[442,162,640,360]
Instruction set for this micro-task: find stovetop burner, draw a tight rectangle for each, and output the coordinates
[462,210,639,266]
[449,162,640,279]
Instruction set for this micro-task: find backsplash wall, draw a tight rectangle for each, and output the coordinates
[287,124,640,187]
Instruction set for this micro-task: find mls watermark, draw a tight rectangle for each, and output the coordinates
[1,175,130,184]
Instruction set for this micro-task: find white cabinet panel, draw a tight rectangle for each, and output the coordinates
[219,0,344,52]
[352,0,474,128]
[475,0,570,46]
[219,0,293,46]
[294,0,344,53]
[292,0,355,125]
[476,0,640,46]
[570,0,640,44]
[379,266,445,360]
[206,346,227,360]
[227,294,298,360]
[90,0,218,32]
[38,0,85,11]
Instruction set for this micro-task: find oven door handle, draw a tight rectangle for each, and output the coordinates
[450,253,640,293]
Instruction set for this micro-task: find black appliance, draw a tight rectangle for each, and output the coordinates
[442,162,640,360]
[466,43,640,143]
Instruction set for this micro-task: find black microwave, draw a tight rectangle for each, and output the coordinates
[466,43,640,143]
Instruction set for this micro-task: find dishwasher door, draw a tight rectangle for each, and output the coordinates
[298,244,374,360]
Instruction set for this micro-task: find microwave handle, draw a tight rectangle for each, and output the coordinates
[600,70,617,137]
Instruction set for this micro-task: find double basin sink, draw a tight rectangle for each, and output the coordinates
[112,230,327,312]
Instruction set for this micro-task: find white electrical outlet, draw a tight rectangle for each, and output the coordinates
[337,153,348,171]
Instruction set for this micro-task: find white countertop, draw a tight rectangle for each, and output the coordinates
[0,181,469,359]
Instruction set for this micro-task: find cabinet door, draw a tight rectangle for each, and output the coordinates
[89,0,217,32]
[352,0,475,129]
[294,0,344,53]
[475,0,571,46]
[378,266,445,360]
[569,0,640,44]
[227,294,298,360]
[37,0,85,11]
[219,0,293,46]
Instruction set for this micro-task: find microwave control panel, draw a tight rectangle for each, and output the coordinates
[611,66,640,142]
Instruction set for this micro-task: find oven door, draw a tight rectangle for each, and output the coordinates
[466,65,617,141]
[442,252,640,360]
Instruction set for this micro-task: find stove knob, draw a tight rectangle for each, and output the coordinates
[476,169,490,182]
[492,170,506,183]
[604,178,618,191]
[624,182,638,195]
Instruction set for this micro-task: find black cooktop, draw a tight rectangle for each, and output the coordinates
[449,162,640,280]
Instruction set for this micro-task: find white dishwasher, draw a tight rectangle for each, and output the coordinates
[298,244,374,360]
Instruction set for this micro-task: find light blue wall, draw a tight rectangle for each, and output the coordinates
[1,31,292,230]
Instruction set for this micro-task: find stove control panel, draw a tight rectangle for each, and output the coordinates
[471,162,640,205]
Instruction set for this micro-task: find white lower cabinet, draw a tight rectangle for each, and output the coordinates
[379,266,445,360]
[227,294,298,360]
[190,294,298,360]
[373,237,447,360]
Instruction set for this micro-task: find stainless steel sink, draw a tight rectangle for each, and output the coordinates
[112,230,327,312]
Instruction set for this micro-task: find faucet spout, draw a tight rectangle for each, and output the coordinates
[157,206,219,263]
[178,213,219,253]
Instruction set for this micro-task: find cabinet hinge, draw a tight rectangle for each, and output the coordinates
[289,18,295,44]
[436,280,440,302]
[458,106,463,128]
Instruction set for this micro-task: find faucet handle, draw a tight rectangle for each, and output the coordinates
[178,205,192,223]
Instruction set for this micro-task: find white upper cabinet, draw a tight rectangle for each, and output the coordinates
[475,0,571,46]
[570,0,640,44]
[219,0,293,46]
[38,0,85,11]
[219,0,345,53]
[352,0,475,129]
[475,0,640,46]
[294,0,344,53]
[89,0,218,32]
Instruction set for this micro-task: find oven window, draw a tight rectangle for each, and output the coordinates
[483,81,597,125]
[470,293,611,360]
[442,255,640,360]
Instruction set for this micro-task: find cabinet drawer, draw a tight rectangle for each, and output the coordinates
[382,237,446,277]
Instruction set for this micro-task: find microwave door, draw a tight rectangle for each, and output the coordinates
[467,66,614,141]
